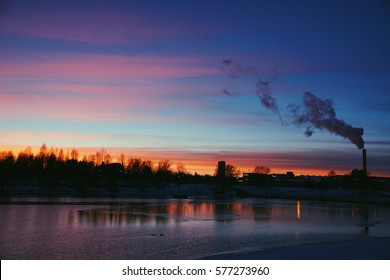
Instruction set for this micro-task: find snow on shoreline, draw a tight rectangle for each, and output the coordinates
[200,236,390,260]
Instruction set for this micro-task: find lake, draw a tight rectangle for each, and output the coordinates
[1,197,389,259]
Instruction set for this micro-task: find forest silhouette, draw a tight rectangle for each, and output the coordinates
[0,145,241,193]
[0,144,386,196]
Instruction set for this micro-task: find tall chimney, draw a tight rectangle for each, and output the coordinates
[362,148,367,176]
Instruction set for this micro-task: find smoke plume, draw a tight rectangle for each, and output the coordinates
[220,58,365,149]
[256,80,284,125]
[222,58,284,124]
[288,91,365,149]
[221,58,259,77]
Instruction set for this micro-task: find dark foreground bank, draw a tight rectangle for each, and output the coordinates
[201,237,390,260]
[2,184,390,204]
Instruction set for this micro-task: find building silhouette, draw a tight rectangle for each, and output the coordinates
[217,161,226,177]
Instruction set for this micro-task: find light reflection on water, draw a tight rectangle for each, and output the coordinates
[0,198,389,259]
[74,201,268,226]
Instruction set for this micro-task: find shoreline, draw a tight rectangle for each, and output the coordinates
[1,183,390,205]
[200,236,390,260]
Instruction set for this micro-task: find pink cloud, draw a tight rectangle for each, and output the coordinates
[0,85,266,125]
[0,52,221,122]
[0,53,218,79]
[0,90,167,122]
[0,53,239,124]
[0,67,222,120]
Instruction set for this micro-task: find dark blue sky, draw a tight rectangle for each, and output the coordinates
[1,0,389,175]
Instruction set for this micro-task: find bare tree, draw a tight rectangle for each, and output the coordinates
[176,162,187,176]
[127,158,142,176]
[95,150,103,165]
[253,165,271,175]
[157,160,172,174]
[95,148,108,165]
[141,160,154,176]
[225,164,240,178]
[37,144,49,169]
[88,154,96,166]
[38,144,48,158]
[57,149,65,162]
[104,153,111,164]
[119,153,126,167]
[70,148,79,160]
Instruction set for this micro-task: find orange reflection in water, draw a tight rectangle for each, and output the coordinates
[166,202,215,219]
[74,201,261,226]
[296,200,301,219]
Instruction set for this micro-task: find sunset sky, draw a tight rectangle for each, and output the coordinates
[1,0,389,176]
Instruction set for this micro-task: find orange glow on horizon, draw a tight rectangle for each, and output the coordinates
[0,145,385,177]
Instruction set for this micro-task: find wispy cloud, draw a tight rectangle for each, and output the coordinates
[0,52,221,122]
[0,53,218,79]
[0,6,206,45]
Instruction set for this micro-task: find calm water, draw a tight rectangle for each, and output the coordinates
[1,197,389,259]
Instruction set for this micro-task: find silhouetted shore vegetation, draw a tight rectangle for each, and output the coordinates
[0,145,389,198]
[0,145,218,195]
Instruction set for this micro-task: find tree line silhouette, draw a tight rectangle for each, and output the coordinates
[1,146,166,179]
[1,145,384,194]
[0,145,237,190]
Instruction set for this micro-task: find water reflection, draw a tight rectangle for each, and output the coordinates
[76,206,170,226]
[296,200,301,219]
[75,200,272,226]
[72,199,385,231]
[1,199,389,259]
[352,205,380,236]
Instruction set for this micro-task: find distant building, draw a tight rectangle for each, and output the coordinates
[243,173,271,185]
[217,161,226,177]
[272,171,295,180]
[286,171,295,178]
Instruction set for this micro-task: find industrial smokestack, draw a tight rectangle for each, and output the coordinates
[363,148,367,176]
